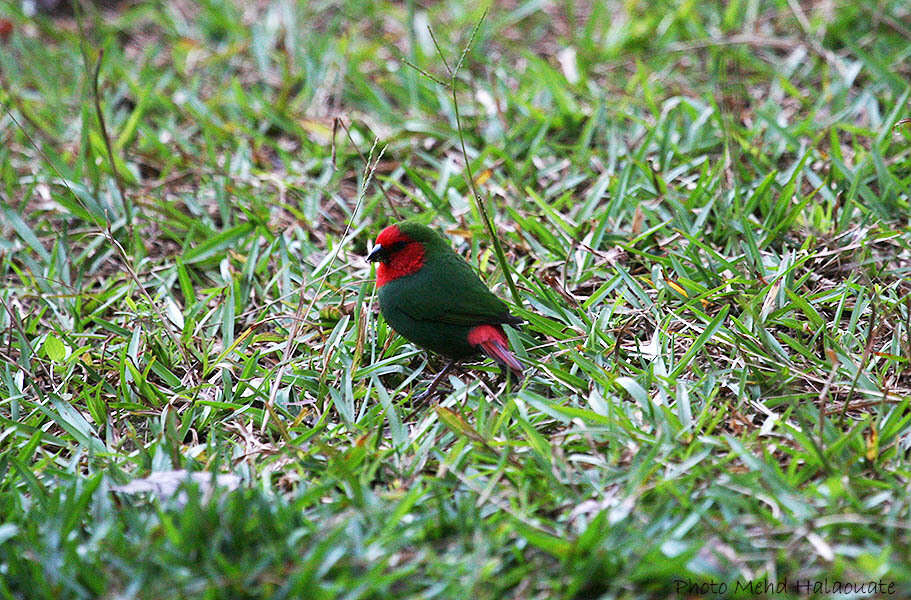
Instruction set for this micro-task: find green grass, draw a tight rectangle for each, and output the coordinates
[1,0,911,598]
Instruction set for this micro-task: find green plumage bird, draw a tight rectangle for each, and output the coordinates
[367,222,523,395]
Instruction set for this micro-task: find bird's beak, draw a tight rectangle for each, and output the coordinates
[366,244,385,263]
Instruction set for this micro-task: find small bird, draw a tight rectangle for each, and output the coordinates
[367,222,524,398]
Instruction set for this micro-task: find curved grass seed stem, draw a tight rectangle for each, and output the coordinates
[425,10,523,307]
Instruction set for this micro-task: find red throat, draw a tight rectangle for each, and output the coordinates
[374,225,426,287]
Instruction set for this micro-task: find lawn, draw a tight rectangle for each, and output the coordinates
[1,0,910,598]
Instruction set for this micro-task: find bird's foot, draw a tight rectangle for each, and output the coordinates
[404,378,452,422]
[412,385,449,404]
[411,360,455,404]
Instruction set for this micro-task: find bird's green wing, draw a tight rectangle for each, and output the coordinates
[395,249,516,327]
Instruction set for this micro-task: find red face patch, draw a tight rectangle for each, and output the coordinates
[376,224,406,247]
[374,226,426,287]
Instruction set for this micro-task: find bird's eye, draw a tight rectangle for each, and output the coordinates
[391,241,408,251]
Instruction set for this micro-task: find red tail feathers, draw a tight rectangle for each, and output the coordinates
[467,325,524,379]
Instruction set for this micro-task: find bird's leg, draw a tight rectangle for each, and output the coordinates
[413,360,455,403]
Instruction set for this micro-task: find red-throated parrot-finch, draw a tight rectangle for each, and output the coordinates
[367,222,523,398]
